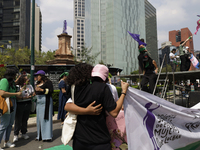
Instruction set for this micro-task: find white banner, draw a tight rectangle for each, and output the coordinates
[124,87,200,150]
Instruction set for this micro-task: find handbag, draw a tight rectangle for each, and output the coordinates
[0,95,13,116]
[61,85,77,145]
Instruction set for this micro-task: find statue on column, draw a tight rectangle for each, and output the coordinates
[63,20,68,34]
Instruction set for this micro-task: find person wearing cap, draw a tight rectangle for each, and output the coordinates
[169,48,179,72]
[64,63,129,150]
[138,39,158,94]
[57,72,69,125]
[34,70,54,142]
[179,36,192,71]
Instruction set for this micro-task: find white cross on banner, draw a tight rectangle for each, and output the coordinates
[124,87,200,150]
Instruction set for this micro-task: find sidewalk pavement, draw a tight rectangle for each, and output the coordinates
[12,114,60,129]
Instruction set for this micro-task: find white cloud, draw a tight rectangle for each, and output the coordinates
[157,30,169,46]
[42,45,50,52]
[38,0,73,23]
[42,26,73,52]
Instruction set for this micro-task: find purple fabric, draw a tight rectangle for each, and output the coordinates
[127,31,147,46]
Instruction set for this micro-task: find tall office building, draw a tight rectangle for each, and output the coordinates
[30,3,42,52]
[145,0,158,64]
[0,0,31,49]
[73,0,157,75]
[73,0,85,59]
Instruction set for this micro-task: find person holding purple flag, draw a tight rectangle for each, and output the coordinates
[137,39,158,94]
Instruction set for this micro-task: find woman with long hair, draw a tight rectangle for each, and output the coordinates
[13,75,35,142]
[64,63,129,150]
[0,68,22,149]
[58,72,69,125]
[34,70,54,142]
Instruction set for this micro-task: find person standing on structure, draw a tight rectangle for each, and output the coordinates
[138,39,158,94]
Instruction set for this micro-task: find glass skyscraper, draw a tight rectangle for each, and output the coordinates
[74,0,157,75]
[145,0,158,64]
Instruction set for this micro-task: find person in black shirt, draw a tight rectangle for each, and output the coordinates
[34,70,54,142]
[65,63,129,150]
[138,39,158,94]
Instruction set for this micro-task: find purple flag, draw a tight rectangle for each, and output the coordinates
[127,31,147,46]
[197,15,200,17]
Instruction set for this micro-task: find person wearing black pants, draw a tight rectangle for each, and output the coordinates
[13,75,35,143]
[138,39,158,94]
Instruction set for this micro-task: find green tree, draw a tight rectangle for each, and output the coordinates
[78,46,100,65]
[131,70,139,74]
[0,48,56,78]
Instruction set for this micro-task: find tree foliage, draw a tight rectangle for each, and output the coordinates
[0,47,55,78]
[76,46,100,65]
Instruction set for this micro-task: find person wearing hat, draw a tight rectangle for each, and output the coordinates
[57,72,69,125]
[34,70,54,142]
[169,48,179,72]
[138,39,158,94]
[64,63,129,150]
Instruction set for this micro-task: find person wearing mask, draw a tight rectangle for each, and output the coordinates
[138,39,158,94]
[57,72,69,125]
[34,70,54,142]
[64,63,129,150]
[0,69,22,149]
[13,75,35,142]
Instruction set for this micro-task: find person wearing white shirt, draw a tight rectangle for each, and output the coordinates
[169,48,178,72]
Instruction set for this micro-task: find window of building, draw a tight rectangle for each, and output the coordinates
[77,31,80,33]
[77,38,80,41]
[77,23,80,26]
[81,20,84,22]
[77,20,80,22]
[77,27,80,29]
[81,31,84,33]
[77,35,80,37]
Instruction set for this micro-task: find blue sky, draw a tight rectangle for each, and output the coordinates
[36,0,200,52]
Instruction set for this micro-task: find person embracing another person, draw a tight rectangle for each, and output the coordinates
[64,63,129,150]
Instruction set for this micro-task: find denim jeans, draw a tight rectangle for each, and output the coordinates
[0,98,16,142]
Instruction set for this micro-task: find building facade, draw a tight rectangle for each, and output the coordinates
[0,0,31,49]
[145,0,158,64]
[169,27,194,52]
[73,0,157,75]
[73,0,85,59]
[30,2,42,52]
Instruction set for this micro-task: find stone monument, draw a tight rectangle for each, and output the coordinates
[47,20,75,65]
